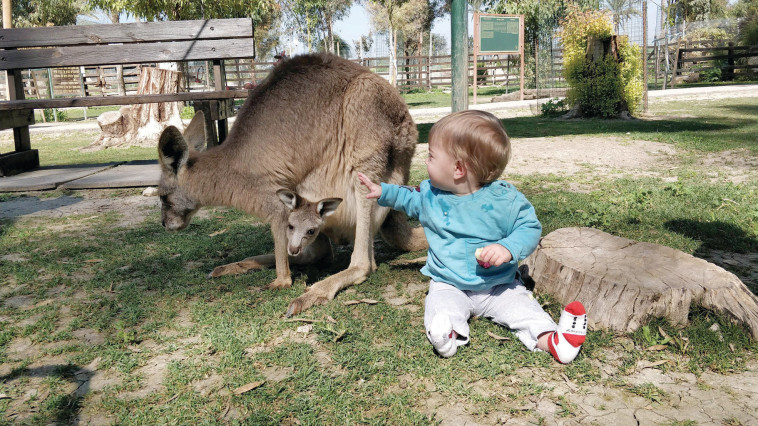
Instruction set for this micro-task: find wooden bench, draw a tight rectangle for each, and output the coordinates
[0,18,255,176]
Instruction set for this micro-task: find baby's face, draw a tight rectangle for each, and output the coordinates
[425,138,458,192]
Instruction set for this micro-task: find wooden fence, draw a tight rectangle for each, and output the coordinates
[670,42,758,86]
[649,40,758,88]
[0,54,559,101]
[8,43,753,102]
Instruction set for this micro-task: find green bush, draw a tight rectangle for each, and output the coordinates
[699,60,724,82]
[560,6,643,118]
[738,14,758,46]
[43,108,67,122]
[540,97,569,116]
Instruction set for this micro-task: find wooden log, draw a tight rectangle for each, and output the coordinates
[521,227,758,340]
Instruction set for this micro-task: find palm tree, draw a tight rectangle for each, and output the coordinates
[604,0,640,34]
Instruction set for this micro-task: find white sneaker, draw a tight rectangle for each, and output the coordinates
[427,313,457,358]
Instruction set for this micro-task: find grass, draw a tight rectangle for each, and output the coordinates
[1,96,757,423]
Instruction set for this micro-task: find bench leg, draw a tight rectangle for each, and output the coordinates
[0,125,39,176]
[0,149,39,177]
[217,118,228,144]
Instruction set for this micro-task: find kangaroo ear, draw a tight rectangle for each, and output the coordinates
[183,111,207,152]
[158,126,189,175]
[317,198,342,218]
[277,189,299,210]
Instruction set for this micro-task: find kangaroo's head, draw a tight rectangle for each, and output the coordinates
[277,190,342,256]
[157,112,207,231]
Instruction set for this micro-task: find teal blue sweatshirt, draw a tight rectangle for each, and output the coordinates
[378,180,542,291]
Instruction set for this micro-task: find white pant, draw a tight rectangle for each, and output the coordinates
[424,278,557,351]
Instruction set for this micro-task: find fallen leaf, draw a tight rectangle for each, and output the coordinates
[232,381,265,395]
[326,316,337,324]
[85,259,104,263]
[658,326,670,340]
[209,229,228,237]
[0,393,9,399]
[487,331,511,341]
[162,393,179,404]
[646,345,668,351]
[640,360,671,369]
[283,318,323,324]
[344,299,378,306]
[729,343,736,352]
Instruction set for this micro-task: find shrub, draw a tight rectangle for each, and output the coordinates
[540,97,569,116]
[43,108,67,122]
[738,14,758,46]
[560,6,643,118]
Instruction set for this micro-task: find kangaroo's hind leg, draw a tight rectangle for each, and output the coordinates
[208,232,333,281]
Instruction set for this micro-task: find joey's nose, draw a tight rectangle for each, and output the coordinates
[288,247,301,256]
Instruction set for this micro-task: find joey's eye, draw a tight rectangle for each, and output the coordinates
[288,224,294,230]
[306,229,315,236]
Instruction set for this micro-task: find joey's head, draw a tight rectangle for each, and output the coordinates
[157,112,207,231]
[277,190,342,256]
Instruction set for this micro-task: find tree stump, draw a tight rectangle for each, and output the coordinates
[84,67,185,151]
[521,227,758,340]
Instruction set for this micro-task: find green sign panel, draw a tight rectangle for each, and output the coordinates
[478,15,520,53]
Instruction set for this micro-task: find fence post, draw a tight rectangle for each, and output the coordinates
[451,0,468,111]
[726,42,735,81]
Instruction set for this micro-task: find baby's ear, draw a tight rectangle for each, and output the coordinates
[454,160,467,179]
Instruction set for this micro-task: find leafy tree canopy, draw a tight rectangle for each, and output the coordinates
[485,0,598,43]
[89,0,280,24]
[2,0,88,27]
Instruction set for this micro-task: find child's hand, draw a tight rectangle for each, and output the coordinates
[357,172,382,199]
[475,244,512,267]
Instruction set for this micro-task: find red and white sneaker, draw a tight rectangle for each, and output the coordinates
[547,301,587,364]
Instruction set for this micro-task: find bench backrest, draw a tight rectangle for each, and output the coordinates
[0,18,255,70]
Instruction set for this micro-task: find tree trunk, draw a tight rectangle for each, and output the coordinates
[84,67,184,151]
[563,36,633,119]
[521,227,758,340]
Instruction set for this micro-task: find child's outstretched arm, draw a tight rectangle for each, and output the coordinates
[357,172,383,199]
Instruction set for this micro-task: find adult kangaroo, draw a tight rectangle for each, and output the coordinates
[157,53,426,316]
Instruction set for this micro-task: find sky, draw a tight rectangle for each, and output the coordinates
[335,4,457,45]
[287,4,463,56]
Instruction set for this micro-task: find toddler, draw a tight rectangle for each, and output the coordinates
[357,110,587,363]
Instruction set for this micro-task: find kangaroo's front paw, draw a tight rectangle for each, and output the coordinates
[264,277,293,290]
[286,292,330,317]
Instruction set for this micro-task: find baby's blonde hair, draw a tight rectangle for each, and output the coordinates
[428,110,511,185]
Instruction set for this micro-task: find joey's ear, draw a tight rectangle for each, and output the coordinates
[183,111,207,152]
[317,198,342,218]
[158,126,190,175]
[277,189,299,210]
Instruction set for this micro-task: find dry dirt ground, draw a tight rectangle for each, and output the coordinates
[2,91,758,424]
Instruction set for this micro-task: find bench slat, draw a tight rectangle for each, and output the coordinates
[0,38,256,70]
[0,90,251,110]
[0,19,253,48]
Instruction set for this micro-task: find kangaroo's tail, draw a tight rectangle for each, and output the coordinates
[379,210,428,252]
